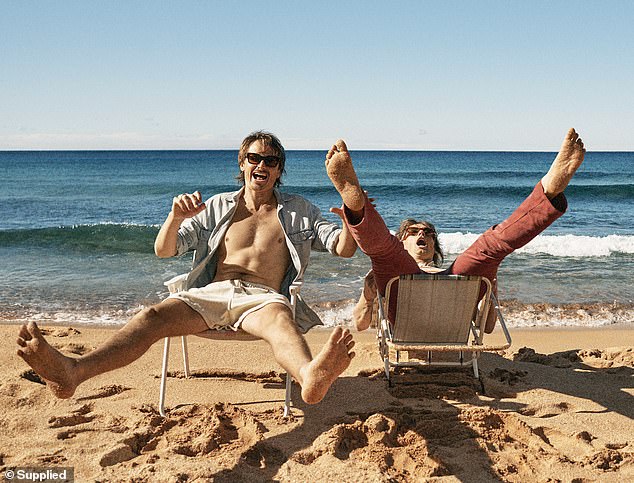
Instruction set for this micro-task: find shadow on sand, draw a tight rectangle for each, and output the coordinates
[205,347,632,481]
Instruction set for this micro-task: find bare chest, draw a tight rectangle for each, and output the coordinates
[223,206,288,254]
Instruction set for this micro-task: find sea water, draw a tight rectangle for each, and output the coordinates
[0,150,632,328]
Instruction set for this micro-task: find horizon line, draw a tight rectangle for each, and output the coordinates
[1,148,631,153]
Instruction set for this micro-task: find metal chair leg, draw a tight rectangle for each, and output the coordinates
[159,337,171,417]
[283,373,292,417]
[181,336,190,377]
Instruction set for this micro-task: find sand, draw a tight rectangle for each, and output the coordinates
[1,322,632,482]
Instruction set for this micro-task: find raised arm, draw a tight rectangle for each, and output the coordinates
[154,191,206,258]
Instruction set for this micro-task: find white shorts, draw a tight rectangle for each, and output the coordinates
[167,279,292,331]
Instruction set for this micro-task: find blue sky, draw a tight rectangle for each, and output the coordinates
[1,1,632,150]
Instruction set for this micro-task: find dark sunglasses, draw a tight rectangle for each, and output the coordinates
[406,226,436,237]
[246,152,280,168]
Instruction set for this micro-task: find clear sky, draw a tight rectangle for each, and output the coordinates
[1,1,633,151]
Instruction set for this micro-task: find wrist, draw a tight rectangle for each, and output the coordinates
[168,210,186,224]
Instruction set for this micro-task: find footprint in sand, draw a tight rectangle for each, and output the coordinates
[578,347,634,369]
[488,368,528,385]
[530,426,600,457]
[48,403,95,428]
[40,327,81,337]
[66,342,89,354]
[513,347,581,368]
[518,401,573,418]
[54,342,90,355]
[77,384,131,401]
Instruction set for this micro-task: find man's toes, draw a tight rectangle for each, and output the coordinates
[331,326,344,340]
[27,321,43,338]
[17,337,27,347]
[335,139,348,152]
[18,324,32,341]
[567,128,577,140]
[342,332,354,345]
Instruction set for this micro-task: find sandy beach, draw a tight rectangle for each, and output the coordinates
[1,321,632,482]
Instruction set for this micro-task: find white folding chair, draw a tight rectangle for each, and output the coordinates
[158,276,302,417]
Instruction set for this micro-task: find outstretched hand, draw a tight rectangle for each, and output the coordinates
[172,191,206,220]
[329,206,346,220]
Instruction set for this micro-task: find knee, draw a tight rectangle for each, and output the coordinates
[259,309,300,340]
[241,303,301,342]
[134,305,166,327]
[268,310,297,331]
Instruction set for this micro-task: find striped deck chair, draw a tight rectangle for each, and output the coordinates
[158,275,302,417]
[377,274,512,384]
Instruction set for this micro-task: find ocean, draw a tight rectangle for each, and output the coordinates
[1,150,632,329]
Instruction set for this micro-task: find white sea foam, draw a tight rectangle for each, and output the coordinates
[314,303,356,328]
[313,300,633,329]
[20,306,143,327]
[6,299,631,330]
[440,233,634,257]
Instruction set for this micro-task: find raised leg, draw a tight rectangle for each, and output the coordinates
[326,138,420,293]
[454,127,586,274]
[451,128,587,332]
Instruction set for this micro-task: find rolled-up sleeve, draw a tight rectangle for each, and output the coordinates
[309,203,342,254]
[175,216,203,256]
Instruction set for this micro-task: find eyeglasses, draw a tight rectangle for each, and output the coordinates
[406,226,436,237]
[246,152,280,168]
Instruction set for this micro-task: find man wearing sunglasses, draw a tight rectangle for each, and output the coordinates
[326,129,586,333]
[17,131,358,407]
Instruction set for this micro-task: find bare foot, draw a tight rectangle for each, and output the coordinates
[16,322,78,398]
[325,140,365,212]
[541,128,586,199]
[300,327,355,404]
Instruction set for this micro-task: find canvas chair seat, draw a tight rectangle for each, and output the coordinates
[158,275,302,417]
[377,274,512,384]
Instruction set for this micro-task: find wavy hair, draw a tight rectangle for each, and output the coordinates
[236,131,286,188]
